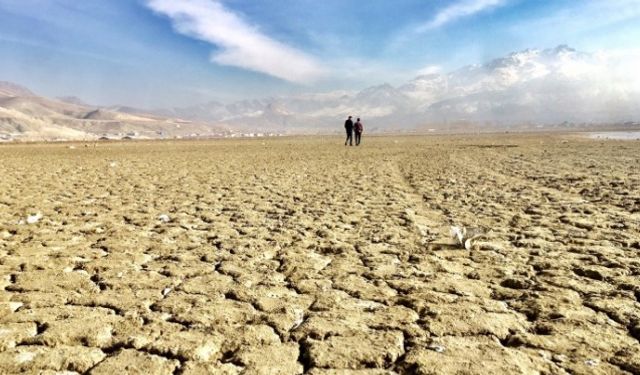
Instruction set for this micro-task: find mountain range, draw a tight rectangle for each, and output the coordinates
[148,45,640,132]
[1,45,638,140]
[0,82,229,141]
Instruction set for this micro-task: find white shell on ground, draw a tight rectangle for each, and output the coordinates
[450,225,486,250]
[450,226,464,245]
[26,213,42,224]
[464,238,473,250]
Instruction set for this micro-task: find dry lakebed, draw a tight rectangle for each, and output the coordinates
[0,134,639,374]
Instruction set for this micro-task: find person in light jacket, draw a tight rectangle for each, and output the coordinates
[354,118,364,146]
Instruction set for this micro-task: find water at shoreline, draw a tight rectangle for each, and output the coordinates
[588,131,640,140]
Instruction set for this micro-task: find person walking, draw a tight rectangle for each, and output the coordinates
[354,118,363,146]
[344,116,354,146]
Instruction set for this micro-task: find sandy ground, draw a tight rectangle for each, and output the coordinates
[0,134,639,374]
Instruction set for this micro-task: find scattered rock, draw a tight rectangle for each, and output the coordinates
[500,277,534,290]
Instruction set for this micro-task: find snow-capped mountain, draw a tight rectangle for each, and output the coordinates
[157,45,638,132]
[404,45,640,125]
[3,45,638,140]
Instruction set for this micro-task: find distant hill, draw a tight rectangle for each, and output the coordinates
[0,85,229,141]
[0,81,34,98]
[57,96,91,107]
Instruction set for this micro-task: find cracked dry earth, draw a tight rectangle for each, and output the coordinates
[0,134,639,375]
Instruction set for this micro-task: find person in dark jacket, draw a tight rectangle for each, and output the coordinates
[344,116,354,146]
[354,118,363,146]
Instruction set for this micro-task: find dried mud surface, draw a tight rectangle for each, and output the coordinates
[0,135,639,374]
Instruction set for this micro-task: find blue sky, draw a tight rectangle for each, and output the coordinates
[0,0,639,107]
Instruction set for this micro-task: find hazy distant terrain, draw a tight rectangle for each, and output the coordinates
[0,82,228,142]
[1,46,638,140]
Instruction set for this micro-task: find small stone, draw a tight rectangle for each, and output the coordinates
[585,359,598,367]
[194,341,219,361]
[552,354,567,363]
[7,302,23,312]
[290,308,304,330]
[158,214,171,223]
[160,313,172,320]
[429,345,445,353]
[26,213,42,224]
[500,277,534,290]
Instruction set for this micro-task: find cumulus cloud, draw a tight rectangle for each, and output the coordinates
[418,0,505,31]
[146,0,325,83]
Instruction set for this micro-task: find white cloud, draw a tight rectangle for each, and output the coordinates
[146,0,326,83]
[416,65,442,76]
[417,0,505,31]
[592,48,640,92]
